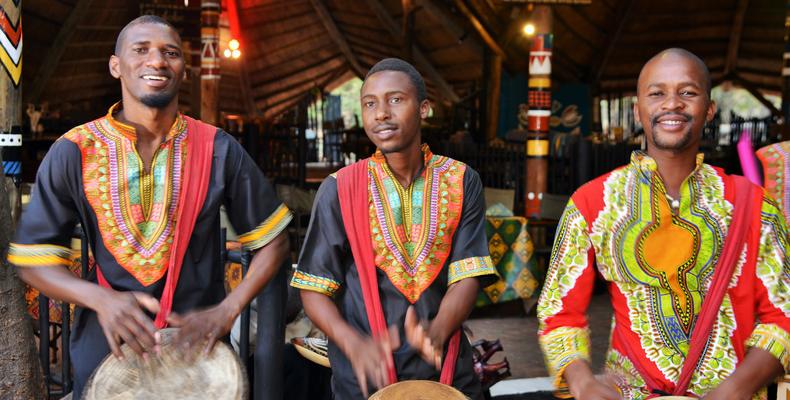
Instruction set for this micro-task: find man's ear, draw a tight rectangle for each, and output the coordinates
[706,100,717,123]
[109,55,121,79]
[419,99,431,119]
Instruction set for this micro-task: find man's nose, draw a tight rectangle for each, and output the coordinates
[145,51,167,68]
[375,104,390,121]
[661,93,684,110]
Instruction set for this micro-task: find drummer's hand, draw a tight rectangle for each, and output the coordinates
[95,290,160,360]
[167,302,236,357]
[703,379,751,400]
[566,360,621,400]
[571,376,621,400]
[404,306,444,370]
[346,326,400,398]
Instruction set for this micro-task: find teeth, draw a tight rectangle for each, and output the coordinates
[661,120,682,125]
[143,75,167,81]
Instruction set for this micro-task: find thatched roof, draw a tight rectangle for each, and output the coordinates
[23,0,786,121]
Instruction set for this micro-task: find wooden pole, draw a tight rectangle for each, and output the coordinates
[402,0,414,62]
[486,54,502,143]
[0,1,46,397]
[525,6,552,218]
[200,0,220,125]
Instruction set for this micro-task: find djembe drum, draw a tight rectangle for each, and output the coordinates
[83,328,247,400]
[368,380,467,400]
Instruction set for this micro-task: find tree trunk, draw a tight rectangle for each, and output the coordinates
[0,155,46,399]
[0,0,47,396]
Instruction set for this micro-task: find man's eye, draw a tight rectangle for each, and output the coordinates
[647,91,662,97]
[389,97,401,104]
[133,48,146,54]
[364,101,375,108]
[680,90,697,97]
[165,51,180,57]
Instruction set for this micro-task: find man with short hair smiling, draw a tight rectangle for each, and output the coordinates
[538,48,790,400]
[292,58,497,399]
[8,15,291,398]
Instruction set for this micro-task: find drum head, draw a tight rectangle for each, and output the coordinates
[368,380,467,400]
[83,328,247,400]
[652,397,697,400]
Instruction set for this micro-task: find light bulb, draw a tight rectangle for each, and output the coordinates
[523,23,535,36]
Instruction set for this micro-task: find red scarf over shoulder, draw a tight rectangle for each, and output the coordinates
[97,116,216,329]
[336,159,461,387]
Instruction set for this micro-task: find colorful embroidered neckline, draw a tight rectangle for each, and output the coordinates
[368,145,466,303]
[63,106,188,286]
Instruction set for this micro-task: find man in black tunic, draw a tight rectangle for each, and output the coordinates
[8,16,291,398]
[291,58,497,399]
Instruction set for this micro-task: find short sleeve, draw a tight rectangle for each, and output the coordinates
[746,197,790,371]
[446,167,498,286]
[9,139,81,267]
[290,177,347,298]
[221,132,292,251]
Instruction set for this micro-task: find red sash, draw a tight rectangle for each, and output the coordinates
[336,160,462,387]
[96,116,216,329]
[617,175,760,396]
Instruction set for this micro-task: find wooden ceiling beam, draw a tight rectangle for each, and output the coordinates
[27,0,92,104]
[362,0,460,103]
[251,51,342,88]
[345,34,399,59]
[724,0,749,76]
[590,0,637,85]
[253,56,346,96]
[309,0,366,78]
[263,66,348,120]
[558,5,606,37]
[451,0,505,58]
[415,0,482,52]
[248,27,326,61]
[732,73,781,117]
[255,66,343,104]
[553,11,597,54]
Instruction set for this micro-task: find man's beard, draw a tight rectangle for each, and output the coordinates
[649,112,694,151]
[140,91,176,108]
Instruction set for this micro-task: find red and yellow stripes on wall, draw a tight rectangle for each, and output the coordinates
[0,0,22,87]
[526,33,552,217]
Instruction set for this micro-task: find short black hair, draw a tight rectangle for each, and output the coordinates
[365,58,427,102]
[114,15,179,55]
[639,48,712,98]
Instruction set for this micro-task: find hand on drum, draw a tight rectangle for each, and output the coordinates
[347,326,400,398]
[404,306,445,370]
[95,290,161,360]
[570,374,622,400]
[167,302,236,358]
